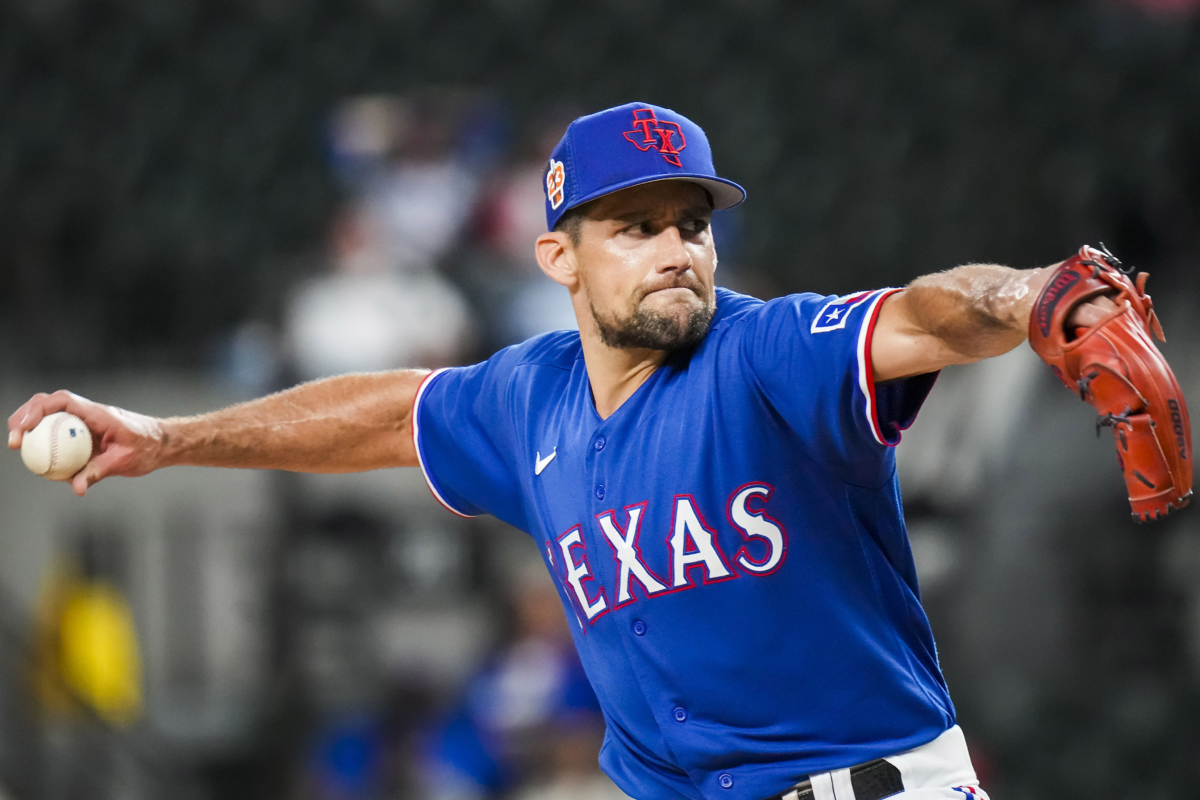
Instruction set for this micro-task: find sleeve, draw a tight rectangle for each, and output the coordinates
[739,289,937,472]
[411,352,530,532]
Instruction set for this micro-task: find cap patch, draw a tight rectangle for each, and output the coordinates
[547,158,566,210]
[623,108,687,167]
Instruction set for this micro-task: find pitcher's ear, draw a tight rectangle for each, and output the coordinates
[536,231,578,288]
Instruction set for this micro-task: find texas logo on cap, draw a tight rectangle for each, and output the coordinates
[543,101,746,231]
[623,108,686,167]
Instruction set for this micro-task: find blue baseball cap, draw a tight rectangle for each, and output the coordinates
[543,102,746,231]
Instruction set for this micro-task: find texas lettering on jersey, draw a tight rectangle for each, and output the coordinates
[551,483,785,624]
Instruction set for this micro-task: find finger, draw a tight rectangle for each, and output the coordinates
[70,448,122,497]
[1068,295,1122,329]
[1070,305,1108,328]
[8,392,51,449]
[10,391,109,449]
[13,390,77,432]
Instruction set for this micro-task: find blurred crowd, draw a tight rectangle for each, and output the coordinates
[226,91,747,394]
[277,93,569,386]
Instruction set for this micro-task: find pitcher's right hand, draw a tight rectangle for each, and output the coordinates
[8,390,164,496]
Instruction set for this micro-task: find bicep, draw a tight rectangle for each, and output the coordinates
[388,369,430,469]
[870,291,977,382]
[326,369,428,471]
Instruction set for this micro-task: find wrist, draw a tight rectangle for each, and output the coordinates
[154,416,188,469]
[1011,265,1056,334]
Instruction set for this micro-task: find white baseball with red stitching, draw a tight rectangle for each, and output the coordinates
[20,411,93,482]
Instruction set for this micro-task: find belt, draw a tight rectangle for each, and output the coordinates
[762,759,904,800]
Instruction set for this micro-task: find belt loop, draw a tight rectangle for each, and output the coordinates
[830,768,855,799]
[809,773,836,800]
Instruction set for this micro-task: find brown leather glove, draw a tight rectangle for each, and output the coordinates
[1029,245,1192,522]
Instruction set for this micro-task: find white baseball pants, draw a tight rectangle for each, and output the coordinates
[789,726,989,800]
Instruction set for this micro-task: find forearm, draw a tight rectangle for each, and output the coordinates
[159,370,429,473]
[903,263,1052,360]
[872,262,1058,381]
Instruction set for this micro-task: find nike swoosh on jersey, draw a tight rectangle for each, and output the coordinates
[535,448,557,475]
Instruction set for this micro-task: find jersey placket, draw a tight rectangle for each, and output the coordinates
[586,421,611,624]
[587,408,723,800]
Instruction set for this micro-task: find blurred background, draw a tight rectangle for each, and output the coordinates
[2,0,1200,798]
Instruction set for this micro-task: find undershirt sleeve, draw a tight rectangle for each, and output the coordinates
[875,372,939,436]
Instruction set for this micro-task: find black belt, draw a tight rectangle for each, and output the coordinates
[762,759,904,800]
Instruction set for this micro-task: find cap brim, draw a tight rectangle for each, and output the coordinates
[566,173,746,216]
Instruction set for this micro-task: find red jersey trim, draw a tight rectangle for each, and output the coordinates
[856,288,905,447]
[411,368,477,518]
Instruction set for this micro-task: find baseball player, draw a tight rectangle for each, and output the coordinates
[8,103,1191,800]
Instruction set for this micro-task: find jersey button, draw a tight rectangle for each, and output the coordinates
[595,484,606,500]
[673,707,687,722]
[594,436,606,451]
[719,774,734,789]
[632,620,646,636]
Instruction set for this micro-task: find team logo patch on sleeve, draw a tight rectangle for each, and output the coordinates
[811,291,874,333]
[546,158,566,209]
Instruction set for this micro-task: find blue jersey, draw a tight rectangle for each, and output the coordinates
[412,288,954,800]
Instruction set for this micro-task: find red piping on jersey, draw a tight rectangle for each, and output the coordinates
[411,368,476,518]
[862,289,905,447]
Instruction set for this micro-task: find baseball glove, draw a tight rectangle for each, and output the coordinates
[1028,244,1192,522]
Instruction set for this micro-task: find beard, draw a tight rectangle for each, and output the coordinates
[590,284,716,351]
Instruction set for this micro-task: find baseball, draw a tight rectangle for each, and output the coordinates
[20,412,94,482]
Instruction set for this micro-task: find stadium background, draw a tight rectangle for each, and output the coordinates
[2,0,1200,798]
